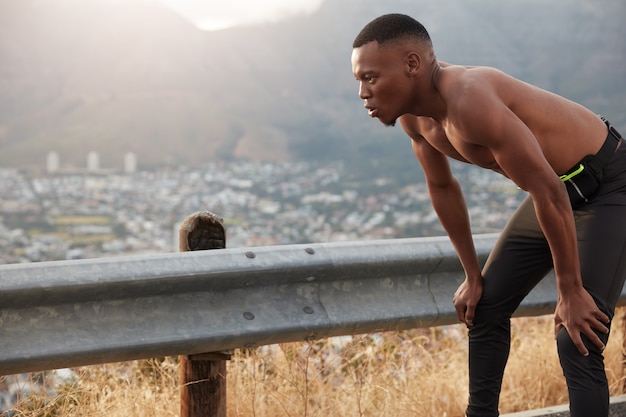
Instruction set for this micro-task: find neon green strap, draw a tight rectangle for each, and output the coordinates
[560,164,585,182]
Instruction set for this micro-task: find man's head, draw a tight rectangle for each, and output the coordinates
[351,14,434,126]
[352,13,432,49]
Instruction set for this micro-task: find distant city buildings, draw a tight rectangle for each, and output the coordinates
[45,151,138,174]
[0,159,526,264]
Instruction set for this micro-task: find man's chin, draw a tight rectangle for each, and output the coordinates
[381,118,397,127]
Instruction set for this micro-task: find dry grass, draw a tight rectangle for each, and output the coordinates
[3,308,626,417]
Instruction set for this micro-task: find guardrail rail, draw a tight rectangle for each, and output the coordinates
[1,233,625,416]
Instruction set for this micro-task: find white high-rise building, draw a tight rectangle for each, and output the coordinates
[87,151,100,172]
[46,151,59,173]
[124,152,137,173]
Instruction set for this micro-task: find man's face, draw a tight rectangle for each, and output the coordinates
[351,41,410,127]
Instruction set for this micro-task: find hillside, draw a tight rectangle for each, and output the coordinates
[0,0,624,174]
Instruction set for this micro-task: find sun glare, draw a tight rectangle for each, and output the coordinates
[158,0,323,31]
[197,19,237,31]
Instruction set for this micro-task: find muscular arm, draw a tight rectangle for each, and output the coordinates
[410,138,481,279]
[405,125,483,325]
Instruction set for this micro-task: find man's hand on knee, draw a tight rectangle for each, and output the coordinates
[554,287,609,355]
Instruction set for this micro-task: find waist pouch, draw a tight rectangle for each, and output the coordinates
[561,156,602,208]
[562,117,623,209]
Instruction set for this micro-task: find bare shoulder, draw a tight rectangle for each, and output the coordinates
[439,64,603,133]
[437,65,513,101]
[439,65,576,115]
[435,64,606,173]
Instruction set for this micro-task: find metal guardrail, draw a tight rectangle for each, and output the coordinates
[1,233,623,376]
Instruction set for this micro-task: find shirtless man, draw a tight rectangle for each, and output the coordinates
[351,14,626,417]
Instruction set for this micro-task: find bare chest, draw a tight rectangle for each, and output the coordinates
[426,125,504,173]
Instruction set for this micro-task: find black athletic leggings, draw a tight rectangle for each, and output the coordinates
[466,142,626,417]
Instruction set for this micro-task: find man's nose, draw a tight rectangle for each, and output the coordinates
[358,82,370,99]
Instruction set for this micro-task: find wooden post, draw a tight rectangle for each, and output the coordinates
[179,211,230,417]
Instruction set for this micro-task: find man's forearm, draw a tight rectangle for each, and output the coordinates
[429,178,482,281]
[532,187,583,291]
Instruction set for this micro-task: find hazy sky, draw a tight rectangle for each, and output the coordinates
[158,0,325,31]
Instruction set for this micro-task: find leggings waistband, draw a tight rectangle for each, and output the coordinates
[596,117,623,166]
[574,118,623,177]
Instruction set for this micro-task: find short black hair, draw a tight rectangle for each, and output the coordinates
[352,14,431,48]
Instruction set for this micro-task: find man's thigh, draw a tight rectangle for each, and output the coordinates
[576,205,626,315]
[480,197,553,313]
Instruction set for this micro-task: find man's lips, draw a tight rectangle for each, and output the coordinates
[366,106,378,118]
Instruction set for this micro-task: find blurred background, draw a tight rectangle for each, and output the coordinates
[1,0,624,172]
[0,0,624,262]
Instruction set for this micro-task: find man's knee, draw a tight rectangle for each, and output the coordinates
[555,327,608,388]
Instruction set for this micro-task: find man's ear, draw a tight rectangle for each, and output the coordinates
[406,52,421,75]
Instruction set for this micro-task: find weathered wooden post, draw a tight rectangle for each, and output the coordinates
[179,211,230,417]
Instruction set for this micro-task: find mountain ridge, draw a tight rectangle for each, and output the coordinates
[1,0,624,172]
